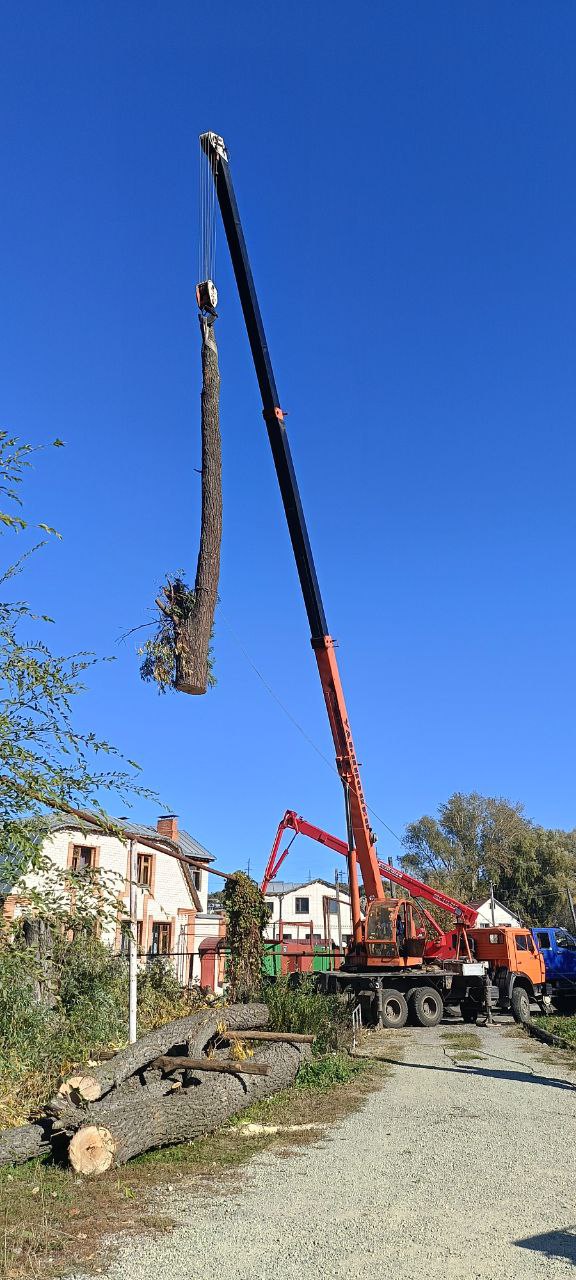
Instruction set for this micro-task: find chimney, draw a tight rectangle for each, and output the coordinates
[157,814,178,841]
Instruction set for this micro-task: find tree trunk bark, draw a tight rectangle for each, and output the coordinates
[52,1002,268,1108]
[173,316,222,694]
[22,918,54,1006]
[68,1041,310,1174]
[0,1122,52,1166]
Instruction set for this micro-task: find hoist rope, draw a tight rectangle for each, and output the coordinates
[198,140,218,285]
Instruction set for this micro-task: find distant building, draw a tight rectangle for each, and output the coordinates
[264,878,352,946]
[468,897,521,928]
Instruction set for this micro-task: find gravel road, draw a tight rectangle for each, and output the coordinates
[73,1020,576,1280]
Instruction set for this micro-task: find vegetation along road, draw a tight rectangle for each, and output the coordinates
[71,1018,576,1280]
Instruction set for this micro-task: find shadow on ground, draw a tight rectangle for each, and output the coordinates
[375,1058,576,1091]
[515,1227,576,1266]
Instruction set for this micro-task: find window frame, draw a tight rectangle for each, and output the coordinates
[71,844,96,873]
[294,896,310,915]
[137,852,154,888]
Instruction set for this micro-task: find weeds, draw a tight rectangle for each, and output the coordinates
[264,976,351,1055]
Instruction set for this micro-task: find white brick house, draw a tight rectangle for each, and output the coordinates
[3,813,214,984]
[264,878,352,946]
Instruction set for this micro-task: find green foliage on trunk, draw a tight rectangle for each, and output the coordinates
[222,872,269,1002]
[139,575,216,693]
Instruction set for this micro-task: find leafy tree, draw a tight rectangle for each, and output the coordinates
[402,791,576,924]
[0,432,146,891]
[402,792,527,901]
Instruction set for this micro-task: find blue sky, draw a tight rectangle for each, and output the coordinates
[1,2,575,882]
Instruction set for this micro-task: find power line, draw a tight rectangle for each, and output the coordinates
[219,609,403,846]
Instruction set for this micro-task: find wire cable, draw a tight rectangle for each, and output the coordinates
[218,608,403,845]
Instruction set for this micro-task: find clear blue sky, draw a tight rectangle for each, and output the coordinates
[1,2,575,882]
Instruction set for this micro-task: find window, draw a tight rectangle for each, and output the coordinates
[71,845,95,873]
[137,853,153,887]
[192,869,202,891]
[120,920,144,952]
[151,922,171,955]
[313,933,322,942]
[556,932,576,950]
[537,932,551,949]
[515,935,528,951]
[489,932,503,945]
[328,899,339,915]
[295,897,309,914]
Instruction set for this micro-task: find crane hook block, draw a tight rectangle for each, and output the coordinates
[196,280,218,314]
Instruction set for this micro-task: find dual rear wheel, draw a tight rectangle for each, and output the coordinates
[379,985,443,1029]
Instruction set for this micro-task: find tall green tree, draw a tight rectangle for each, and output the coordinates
[402,791,576,924]
[0,433,145,889]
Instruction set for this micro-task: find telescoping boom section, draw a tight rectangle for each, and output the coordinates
[263,810,479,964]
[201,131,385,959]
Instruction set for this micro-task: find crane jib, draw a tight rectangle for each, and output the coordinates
[201,132,385,934]
[203,136,327,643]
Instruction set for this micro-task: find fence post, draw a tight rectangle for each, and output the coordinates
[128,840,138,1043]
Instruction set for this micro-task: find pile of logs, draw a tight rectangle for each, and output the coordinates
[0,1003,313,1176]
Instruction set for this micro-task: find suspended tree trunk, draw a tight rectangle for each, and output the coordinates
[169,316,222,695]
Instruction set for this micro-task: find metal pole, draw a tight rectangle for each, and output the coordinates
[490,882,496,927]
[567,886,576,934]
[334,868,343,953]
[388,856,395,899]
[128,840,138,1044]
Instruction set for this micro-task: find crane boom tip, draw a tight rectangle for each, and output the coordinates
[200,132,228,161]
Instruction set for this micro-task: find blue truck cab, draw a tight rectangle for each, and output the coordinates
[531,927,576,1008]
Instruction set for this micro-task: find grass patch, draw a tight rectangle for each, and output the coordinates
[440,1031,482,1051]
[532,1014,576,1046]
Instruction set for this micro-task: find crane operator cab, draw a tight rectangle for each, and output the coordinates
[361,897,428,969]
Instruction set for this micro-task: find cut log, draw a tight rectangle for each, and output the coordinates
[53,1002,268,1108]
[226,1031,315,1044]
[0,1122,51,1166]
[69,1126,116,1177]
[68,1041,310,1174]
[151,1056,269,1076]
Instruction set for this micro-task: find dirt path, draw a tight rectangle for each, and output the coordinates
[73,1020,576,1280]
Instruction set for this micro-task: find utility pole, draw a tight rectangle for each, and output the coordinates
[567,886,576,934]
[128,840,138,1044]
[490,882,496,927]
[334,868,343,953]
[388,856,395,899]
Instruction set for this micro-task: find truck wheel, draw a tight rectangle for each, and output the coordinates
[511,985,531,1023]
[412,986,443,1028]
[460,1000,478,1024]
[379,990,408,1029]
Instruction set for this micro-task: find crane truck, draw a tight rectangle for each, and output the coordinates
[264,811,548,1025]
[200,132,547,1029]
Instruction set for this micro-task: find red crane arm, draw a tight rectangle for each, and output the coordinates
[262,811,479,930]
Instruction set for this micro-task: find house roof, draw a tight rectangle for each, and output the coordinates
[265,878,350,897]
[40,813,215,862]
[468,898,517,913]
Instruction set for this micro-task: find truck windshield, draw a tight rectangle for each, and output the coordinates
[556,932,576,950]
[366,902,395,942]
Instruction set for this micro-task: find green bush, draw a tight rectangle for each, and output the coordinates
[296,1052,359,1089]
[0,933,199,1125]
[263,976,351,1056]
